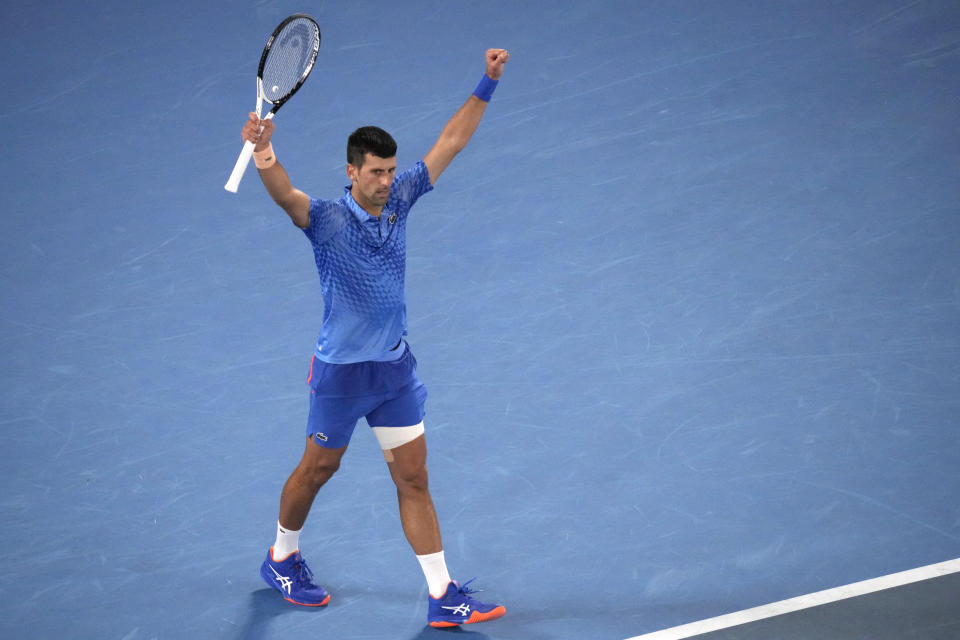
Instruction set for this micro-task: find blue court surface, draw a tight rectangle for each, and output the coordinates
[2,1,958,638]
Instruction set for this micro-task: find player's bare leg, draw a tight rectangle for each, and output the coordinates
[385,434,442,555]
[279,438,349,531]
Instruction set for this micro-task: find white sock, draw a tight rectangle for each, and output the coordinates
[417,550,452,598]
[272,521,301,561]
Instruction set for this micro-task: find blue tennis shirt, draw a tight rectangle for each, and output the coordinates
[302,160,433,364]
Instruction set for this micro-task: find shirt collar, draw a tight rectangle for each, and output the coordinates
[342,185,375,224]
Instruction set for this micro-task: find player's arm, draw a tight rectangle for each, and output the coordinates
[423,48,510,186]
[241,113,311,229]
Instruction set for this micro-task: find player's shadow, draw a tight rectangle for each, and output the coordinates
[405,627,491,640]
[235,588,331,639]
[404,608,569,640]
[235,590,492,640]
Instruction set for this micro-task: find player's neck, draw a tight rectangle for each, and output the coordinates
[351,186,384,218]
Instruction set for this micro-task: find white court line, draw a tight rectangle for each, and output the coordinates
[626,557,960,640]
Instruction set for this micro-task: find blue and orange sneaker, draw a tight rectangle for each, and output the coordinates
[260,548,330,606]
[427,579,506,628]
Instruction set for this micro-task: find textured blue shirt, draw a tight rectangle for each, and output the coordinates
[302,161,433,364]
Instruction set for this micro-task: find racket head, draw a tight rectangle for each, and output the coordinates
[257,14,321,113]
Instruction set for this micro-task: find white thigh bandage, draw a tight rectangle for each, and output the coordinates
[372,422,424,450]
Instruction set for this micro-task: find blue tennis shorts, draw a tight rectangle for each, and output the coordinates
[305,342,428,449]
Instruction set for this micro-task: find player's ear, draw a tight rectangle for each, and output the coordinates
[346,164,356,182]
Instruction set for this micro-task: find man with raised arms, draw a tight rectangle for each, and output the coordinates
[240,48,510,628]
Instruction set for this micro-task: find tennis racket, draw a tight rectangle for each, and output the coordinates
[224,14,320,193]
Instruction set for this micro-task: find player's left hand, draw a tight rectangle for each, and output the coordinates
[485,48,510,80]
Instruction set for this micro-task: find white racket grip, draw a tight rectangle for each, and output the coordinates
[224,140,256,192]
[224,112,275,193]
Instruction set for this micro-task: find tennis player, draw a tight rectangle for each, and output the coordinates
[240,48,509,628]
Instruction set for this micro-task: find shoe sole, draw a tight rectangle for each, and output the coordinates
[429,606,506,628]
[283,594,331,607]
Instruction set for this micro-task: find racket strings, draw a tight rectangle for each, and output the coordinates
[262,18,318,102]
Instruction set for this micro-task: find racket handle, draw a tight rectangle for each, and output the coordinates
[224,140,256,192]
[224,112,275,193]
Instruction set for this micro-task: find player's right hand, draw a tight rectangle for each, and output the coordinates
[242,112,275,151]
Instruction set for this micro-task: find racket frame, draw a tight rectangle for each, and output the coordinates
[225,14,320,193]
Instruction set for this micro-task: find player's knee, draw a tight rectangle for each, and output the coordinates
[301,459,341,488]
[393,463,429,494]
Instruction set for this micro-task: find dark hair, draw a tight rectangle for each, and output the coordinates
[347,126,397,168]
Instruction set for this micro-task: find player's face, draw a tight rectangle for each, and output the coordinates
[348,153,396,210]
